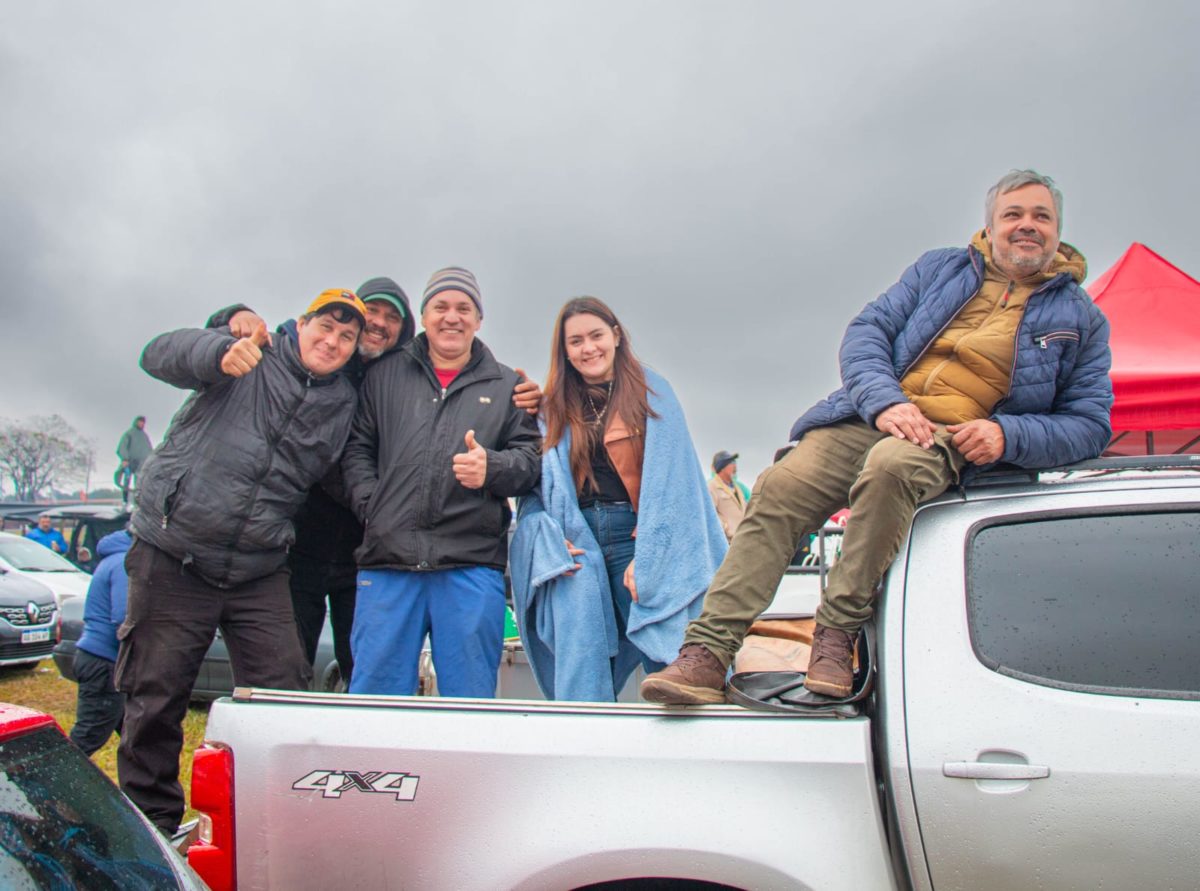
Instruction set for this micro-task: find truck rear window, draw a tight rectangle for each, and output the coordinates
[966,510,1200,699]
[0,727,179,889]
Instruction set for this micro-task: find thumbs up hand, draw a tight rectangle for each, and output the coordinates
[452,429,488,489]
[220,321,271,378]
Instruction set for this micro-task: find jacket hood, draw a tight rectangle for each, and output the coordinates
[972,229,1087,285]
[357,276,417,355]
[96,529,131,558]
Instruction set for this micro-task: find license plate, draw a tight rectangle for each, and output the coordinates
[21,629,50,644]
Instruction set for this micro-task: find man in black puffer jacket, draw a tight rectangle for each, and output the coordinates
[118,288,367,836]
[343,267,542,697]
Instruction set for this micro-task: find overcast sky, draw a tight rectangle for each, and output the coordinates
[2,1,1198,493]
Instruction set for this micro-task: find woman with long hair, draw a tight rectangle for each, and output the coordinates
[510,297,728,702]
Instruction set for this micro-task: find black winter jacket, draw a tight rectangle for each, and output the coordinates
[343,334,541,572]
[131,326,358,587]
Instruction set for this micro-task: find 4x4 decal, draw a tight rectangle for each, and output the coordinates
[292,770,420,800]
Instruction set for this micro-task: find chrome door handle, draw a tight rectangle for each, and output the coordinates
[943,762,1050,780]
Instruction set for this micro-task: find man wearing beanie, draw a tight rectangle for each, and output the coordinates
[707,450,747,541]
[118,289,366,835]
[343,266,542,697]
[209,276,540,689]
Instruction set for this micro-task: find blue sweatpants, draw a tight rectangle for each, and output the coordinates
[349,566,506,697]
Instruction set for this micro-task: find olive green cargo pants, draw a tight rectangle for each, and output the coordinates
[684,419,968,667]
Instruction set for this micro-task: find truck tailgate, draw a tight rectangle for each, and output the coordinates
[206,690,894,890]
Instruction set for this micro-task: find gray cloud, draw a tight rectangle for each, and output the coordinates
[2,0,1197,489]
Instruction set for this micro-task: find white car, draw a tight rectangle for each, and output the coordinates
[0,531,91,607]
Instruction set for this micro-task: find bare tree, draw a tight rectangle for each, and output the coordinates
[0,415,93,501]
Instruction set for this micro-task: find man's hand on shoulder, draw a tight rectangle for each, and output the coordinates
[512,368,542,416]
[220,321,270,378]
[875,403,936,449]
[453,429,488,489]
[947,419,1005,465]
[228,310,272,345]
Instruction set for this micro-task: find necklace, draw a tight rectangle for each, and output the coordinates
[585,379,614,427]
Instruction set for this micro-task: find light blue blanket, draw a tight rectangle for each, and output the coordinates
[510,367,728,701]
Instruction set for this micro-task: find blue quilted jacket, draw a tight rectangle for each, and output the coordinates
[789,244,1113,474]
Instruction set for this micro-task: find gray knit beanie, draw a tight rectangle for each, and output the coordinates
[421,267,483,318]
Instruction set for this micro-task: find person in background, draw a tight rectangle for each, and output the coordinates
[25,514,67,554]
[509,297,727,701]
[342,267,542,698]
[642,169,1113,705]
[707,450,747,541]
[114,416,153,504]
[69,529,131,756]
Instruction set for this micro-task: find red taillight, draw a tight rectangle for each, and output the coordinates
[187,743,236,891]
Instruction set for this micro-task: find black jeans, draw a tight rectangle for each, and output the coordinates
[288,552,356,687]
[115,539,312,833]
[70,649,125,756]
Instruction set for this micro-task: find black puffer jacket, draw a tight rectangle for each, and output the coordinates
[131,326,358,588]
[343,334,541,572]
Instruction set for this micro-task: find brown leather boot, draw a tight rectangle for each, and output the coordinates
[803,624,856,698]
[640,644,727,704]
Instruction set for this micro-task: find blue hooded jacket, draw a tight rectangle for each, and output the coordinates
[77,530,132,663]
[789,243,1113,475]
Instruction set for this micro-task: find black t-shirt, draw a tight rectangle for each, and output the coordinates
[579,384,630,505]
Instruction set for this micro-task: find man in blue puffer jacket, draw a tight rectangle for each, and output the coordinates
[70,529,131,756]
[643,169,1113,704]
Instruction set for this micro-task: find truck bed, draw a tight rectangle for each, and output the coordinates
[206,689,894,890]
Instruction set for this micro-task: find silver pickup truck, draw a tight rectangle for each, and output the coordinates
[186,455,1200,891]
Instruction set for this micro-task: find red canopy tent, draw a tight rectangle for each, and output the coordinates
[1088,243,1200,456]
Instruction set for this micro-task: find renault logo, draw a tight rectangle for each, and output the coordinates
[25,602,39,625]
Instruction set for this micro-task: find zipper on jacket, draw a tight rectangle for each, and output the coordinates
[419,377,468,539]
[897,249,987,382]
[411,349,500,566]
[414,361,460,555]
[161,473,187,530]
[221,373,312,580]
[1036,330,1081,349]
[990,272,1072,415]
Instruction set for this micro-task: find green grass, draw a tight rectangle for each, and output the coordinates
[0,659,209,821]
